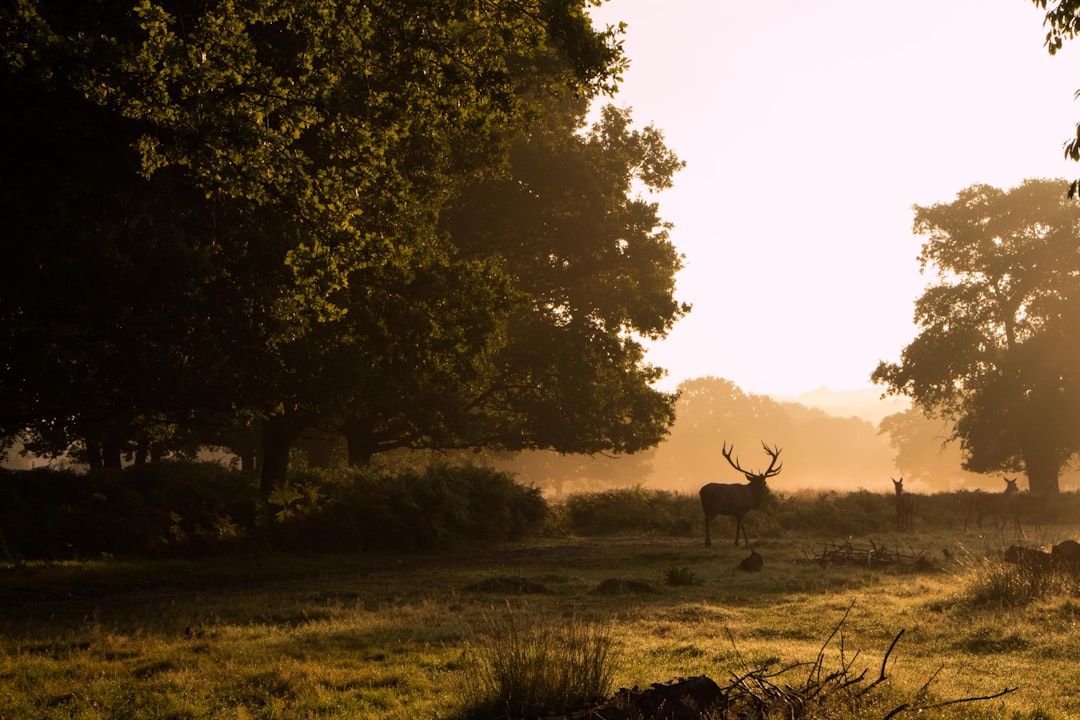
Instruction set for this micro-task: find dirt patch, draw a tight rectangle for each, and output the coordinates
[463,576,551,594]
[591,578,660,595]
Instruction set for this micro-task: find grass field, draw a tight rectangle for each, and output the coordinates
[1,504,1079,719]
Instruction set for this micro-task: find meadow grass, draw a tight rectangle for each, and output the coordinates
[2,520,1080,718]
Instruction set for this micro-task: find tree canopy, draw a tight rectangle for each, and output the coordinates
[1,0,687,489]
[1034,0,1080,196]
[872,179,1080,495]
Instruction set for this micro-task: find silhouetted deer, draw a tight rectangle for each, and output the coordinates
[737,548,764,572]
[892,477,914,531]
[964,476,1020,532]
[700,442,781,547]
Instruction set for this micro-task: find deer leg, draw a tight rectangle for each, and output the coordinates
[704,513,713,548]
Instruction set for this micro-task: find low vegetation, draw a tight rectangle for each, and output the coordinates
[2,464,1080,718]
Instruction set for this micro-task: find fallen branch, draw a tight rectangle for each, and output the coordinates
[796,539,932,569]
[543,603,1019,720]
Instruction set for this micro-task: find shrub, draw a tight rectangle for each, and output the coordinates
[557,486,698,536]
[270,463,548,552]
[0,462,546,558]
[0,463,255,559]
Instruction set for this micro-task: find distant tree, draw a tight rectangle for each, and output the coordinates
[652,378,789,490]
[651,377,894,492]
[873,179,1080,495]
[877,409,983,491]
[489,449,656,496]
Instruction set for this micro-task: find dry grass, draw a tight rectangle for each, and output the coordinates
[1,522,1079,719]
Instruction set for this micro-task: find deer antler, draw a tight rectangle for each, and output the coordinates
[760,441,783,477]
[722,442,747,474]
[722,442,783,479]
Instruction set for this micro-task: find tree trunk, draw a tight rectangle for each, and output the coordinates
[101,439,123,470]
[1022,430,1062,496]
[1025,458,1061,496]
[134,436,149,465]
[344,416,379,467]
[233,424,258,474]
[85,440,104,472]
[295,427,341,469]
[259,415,300,495]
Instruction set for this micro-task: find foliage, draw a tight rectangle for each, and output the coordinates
[275,464,549,551]
[1,0,685,492]
[873,179,1080,495]
[465,607,619,719]
[15,462,1076,561]
[662,566,702,586]
[0,463,547,559]
[556,486,698,536]
[1034,0,1080,196]
[877,408,984,489]
[0,464,256,559]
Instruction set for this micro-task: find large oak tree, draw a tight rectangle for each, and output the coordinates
[873,179,1080,495]
[2,1,687,490]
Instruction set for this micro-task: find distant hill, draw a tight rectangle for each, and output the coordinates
[775,386,910,426]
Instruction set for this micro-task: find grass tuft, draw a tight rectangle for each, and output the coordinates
[663,566,702,586]
[955,545,1080,609]
[464,605,619,719]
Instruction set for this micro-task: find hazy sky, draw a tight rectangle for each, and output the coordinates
[588,0,1080,397]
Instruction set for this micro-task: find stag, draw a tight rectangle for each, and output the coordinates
[892,477,914,531]
[700,442,781,547]
[964,476,1020,532]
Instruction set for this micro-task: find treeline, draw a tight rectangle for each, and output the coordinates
[490,378,1008,495]
[7,463,1079,561]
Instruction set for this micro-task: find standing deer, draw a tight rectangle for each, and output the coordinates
[964,476,1020,531]
[700,442,782,547]
[892,477,914,531]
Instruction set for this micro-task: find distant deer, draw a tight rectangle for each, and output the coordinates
[892,477,914,531]
[700,442,782,547]
[964,476,1020,532]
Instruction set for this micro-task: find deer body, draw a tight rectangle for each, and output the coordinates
[964,477,1020,531]
[701,442,781,547]
[700,478,768,547]
[892,477,914,531]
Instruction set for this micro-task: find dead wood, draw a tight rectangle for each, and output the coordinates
[541,601,1018,720]
[795,538,937,570]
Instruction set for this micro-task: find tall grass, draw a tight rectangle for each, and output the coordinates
[464,606,619,719]
[954,546,1080,609]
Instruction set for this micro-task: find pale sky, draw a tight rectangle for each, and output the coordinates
[588,0,1080,397]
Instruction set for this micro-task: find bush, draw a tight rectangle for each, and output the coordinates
[556,486,698,536]
[0,462,547,558]
[0,463,256,559]
[268,463,548,552]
